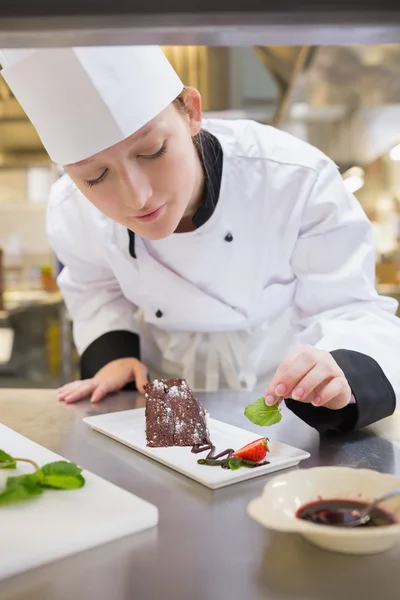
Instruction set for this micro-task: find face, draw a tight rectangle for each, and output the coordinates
[65,89,203,240]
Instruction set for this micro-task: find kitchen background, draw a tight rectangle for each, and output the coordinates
[1,44,400,388]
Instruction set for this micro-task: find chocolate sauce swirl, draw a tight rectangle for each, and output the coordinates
[192,441,269,470]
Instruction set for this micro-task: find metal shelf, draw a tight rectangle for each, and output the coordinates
[1,7,400,47]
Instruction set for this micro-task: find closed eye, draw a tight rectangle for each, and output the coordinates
[138,141,167,160]
[84,169,109,188]
[82,141,167,187]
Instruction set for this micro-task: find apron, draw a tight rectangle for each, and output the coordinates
[135,308,295,393]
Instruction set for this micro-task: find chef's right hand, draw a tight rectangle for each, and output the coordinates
[57,358,148,404]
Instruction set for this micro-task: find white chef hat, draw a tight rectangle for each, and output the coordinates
[0,46,184,165]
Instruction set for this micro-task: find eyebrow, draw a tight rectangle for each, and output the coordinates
[72,123,156,167]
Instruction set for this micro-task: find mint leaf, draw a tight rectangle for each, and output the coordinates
[0,474,43,506]
[41,475,85,490]
[40,461,82,477]
[228,457,242,470]
[38,461,85,489]
[244,397,282,427]
[0,450,16,469]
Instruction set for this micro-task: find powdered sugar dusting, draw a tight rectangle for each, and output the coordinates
[152,379,164,391]
[169,385,189,399]
[175,420,185,433]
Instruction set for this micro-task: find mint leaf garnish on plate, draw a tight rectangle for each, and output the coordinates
[244,397,282,427]
[39,461,85,489]
[197,456,269,470]
[227,457,242,471]
[0,450,17,469]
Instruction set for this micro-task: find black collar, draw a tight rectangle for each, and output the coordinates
[128,131,223,258]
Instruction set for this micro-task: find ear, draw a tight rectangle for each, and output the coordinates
[182,87,202,137]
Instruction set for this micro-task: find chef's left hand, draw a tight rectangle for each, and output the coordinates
[265,346,352,410]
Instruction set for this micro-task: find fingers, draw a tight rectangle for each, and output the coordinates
[265,346,318,405]
[58,380,97,404]
[264,346,351,410]
[57,380,84,399]
[91,381,115,404]
[91,360,148,402]
[315,377,351,410]
[58,381,81,394]
[288,361,334,404]
[132,361,148,394]
[58,359,148,405]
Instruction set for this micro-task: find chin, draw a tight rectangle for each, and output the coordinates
[137,218,180,241]
[140,229,171,241]
[136,207,184,240]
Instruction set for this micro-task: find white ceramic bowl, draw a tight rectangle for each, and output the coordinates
[247,466,400,555]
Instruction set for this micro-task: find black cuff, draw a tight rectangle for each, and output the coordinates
[80,330,141,391]
[285,349,396,434]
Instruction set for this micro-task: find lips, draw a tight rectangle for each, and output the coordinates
[134,204,166,223]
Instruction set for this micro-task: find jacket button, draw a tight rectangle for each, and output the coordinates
[156,310,163,318]
[224,233,233,242]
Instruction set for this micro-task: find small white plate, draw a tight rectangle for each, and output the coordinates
[83,408,310,489]
[247,466,400,554]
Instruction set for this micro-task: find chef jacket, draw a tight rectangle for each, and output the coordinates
[47,118,400,434]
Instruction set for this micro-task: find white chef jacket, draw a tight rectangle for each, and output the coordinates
[47,118,400,429]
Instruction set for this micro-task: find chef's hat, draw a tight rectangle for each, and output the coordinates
[0,46,184,165]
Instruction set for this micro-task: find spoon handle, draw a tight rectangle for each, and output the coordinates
[362,488,400,515]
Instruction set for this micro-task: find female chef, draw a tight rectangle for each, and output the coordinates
[1,46,399,434]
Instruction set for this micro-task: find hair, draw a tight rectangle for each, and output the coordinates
[172,87,203,154]
[173,87,219,204]
[173,87,199,146]
[173,87,189,114]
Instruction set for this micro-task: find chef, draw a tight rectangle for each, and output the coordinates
[1,45,399,434]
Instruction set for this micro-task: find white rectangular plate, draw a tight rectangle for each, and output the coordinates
[83,409,310,489]
[0,424,158,581]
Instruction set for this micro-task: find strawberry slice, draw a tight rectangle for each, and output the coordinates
[232,437,269,462]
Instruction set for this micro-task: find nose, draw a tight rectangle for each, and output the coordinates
[119,163,152,211]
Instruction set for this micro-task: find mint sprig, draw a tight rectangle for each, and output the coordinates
[244,397,282,427]
[0,450,85,506]
[197,456,269,470]
[0,450,17,469]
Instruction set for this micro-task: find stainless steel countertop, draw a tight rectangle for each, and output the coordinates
[1,388,400,600]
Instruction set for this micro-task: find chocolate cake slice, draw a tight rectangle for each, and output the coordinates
[144,379,175,447]
[144,378,210,448]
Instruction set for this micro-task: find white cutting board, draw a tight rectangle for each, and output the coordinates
[0,424,158,581]
[83,408,310,489]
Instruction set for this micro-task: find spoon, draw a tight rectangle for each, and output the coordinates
[340,488,400,527]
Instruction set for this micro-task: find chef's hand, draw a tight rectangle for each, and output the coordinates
[265,346,351,410]
[57,358,148,404]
